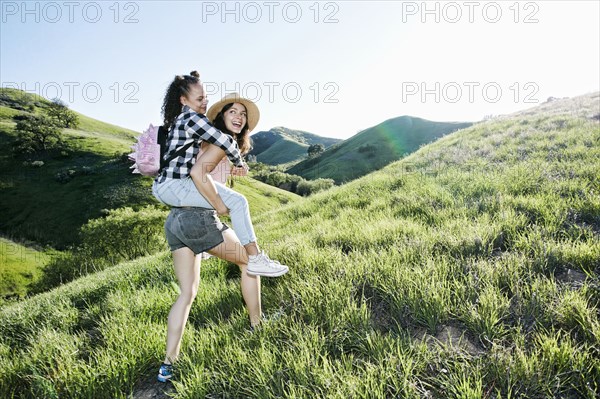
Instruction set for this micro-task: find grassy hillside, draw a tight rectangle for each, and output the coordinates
[1,93,599,398]
[0,237,53,299]
[0,88,153,248]
[0,88,139,139]
[0,127,155,249]
[230,175,299,215]
[288,116,472,183]
[250,127,342,166]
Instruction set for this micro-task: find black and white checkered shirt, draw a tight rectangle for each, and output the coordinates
[156,105,243,183]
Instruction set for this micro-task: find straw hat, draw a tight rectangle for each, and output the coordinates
[207,93,260,132]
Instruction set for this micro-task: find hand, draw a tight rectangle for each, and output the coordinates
[216,205,230,216]
[232,163,249,176]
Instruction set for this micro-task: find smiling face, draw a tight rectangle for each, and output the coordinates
[180,82,208,114]
[222,103,248,134]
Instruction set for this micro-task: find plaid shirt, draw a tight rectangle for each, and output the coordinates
[156,105,244,183]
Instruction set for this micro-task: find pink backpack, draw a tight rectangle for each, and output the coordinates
[129,124,162,176]
[129,124,192,176]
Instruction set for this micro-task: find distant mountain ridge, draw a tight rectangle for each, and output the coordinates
[287,115,473,183]
[249,127,342,166]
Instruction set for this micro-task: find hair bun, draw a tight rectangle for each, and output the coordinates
[190,71,200,78]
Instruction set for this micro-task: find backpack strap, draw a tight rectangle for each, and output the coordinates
[163,141,194,167]
[159,126,195,171]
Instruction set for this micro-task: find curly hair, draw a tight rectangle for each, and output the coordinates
[161,70,200,131]
[212,102,253,155]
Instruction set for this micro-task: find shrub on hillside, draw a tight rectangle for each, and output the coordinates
[54,169,76,183]
[32,206,168,292]
[357,144,378,159]
[0,89,35,111]
[265,171,296,188]
[308,143,325,158]
[247,161,276,176]
[257,171,303,193]
[12,114,30,122]
[13,115,63,155]
[296,178,335,196]
[251,163,335,196]
[80,206,167,263]
[45,98,79,129]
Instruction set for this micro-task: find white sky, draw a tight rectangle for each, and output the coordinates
[1,1,599,139]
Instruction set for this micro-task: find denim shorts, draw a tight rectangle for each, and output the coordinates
[153,177,257,246]
[164,207,229,254]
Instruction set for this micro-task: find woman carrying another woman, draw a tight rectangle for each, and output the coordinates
[154,74,288,383]
[152,71,288,278]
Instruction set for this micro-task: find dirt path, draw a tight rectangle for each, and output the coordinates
[132,372,175,399]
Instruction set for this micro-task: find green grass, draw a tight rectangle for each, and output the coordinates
[0,105,24,120]
[75,113,139,140]
[0,238,52,299]
[1,93,599,398]
[288,116,473,183]
[230,175,299,214]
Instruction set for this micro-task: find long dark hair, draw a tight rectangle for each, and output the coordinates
[212,103,253,155]
[161,71,200,131]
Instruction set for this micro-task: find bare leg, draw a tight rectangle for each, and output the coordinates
[244,242,259,256]
[164,247,201,364]
[208,229,262,327]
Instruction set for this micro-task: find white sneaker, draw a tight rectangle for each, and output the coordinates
[247,251,289,277]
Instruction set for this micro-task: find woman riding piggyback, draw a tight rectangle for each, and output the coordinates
[152,71,288,278]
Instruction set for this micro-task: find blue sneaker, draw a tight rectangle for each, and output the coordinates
[157,363,173,383]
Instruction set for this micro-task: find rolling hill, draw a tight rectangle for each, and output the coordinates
[0,88,151,249]
[249,127,341,166]
[1,92,598,398]
[287,116,473,183]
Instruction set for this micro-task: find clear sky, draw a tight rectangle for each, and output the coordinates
[1,1,599,139]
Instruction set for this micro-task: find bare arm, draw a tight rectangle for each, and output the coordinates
[190,143,229,216]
